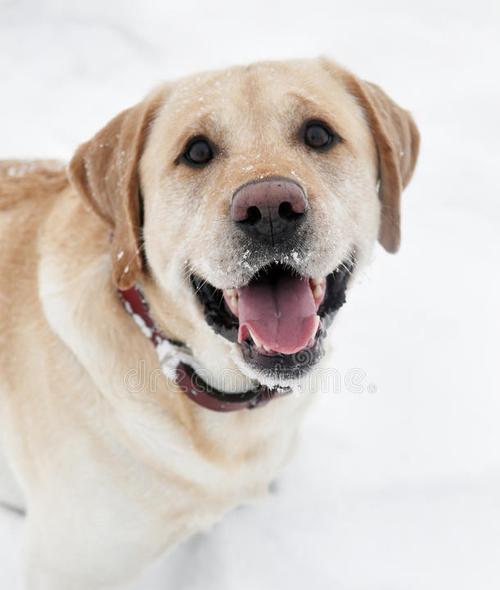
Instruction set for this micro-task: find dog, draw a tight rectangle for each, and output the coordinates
[0,57,419,589]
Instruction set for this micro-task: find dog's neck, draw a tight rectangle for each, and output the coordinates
[118,283,292,412]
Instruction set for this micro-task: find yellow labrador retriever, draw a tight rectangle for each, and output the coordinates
[0,58,419,589]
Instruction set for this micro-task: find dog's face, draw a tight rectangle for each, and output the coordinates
[70,58,419,390]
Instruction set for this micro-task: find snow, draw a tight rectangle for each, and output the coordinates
[1,0,499,588]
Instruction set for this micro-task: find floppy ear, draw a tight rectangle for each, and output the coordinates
[340,72,420,252]
[68,89,166,289]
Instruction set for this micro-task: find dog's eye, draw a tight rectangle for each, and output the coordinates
[303,121,339,150]
[183,138,213,167]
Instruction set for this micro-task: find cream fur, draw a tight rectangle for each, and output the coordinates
[0,58,418,589]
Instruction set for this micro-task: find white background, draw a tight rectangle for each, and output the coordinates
[1,0,499,588]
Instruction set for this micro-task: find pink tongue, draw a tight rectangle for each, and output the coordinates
[237,275,319,355]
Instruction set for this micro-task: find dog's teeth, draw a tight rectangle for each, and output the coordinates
[312,315,320,335]
[248,329,270,353]
[223,289,239,316]
[248,328,262,349]
[313,285,323,300]
[310,277,326,293]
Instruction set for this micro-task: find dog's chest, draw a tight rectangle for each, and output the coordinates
[92,413,299,551]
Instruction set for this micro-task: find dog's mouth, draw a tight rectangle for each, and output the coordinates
[190,258,354,380]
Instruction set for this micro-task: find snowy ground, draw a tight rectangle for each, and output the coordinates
[1,0,499,588]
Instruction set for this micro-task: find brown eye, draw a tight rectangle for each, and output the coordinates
[183,138,213,166]
[303,121,338,150]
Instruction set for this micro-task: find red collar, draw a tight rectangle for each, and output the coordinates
[118,286,290,412]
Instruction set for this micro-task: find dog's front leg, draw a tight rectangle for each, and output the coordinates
[23,525,102,590]
[22,515,152,590]
[25,565,95,590]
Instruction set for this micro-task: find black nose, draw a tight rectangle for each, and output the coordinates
[231,177,308,244]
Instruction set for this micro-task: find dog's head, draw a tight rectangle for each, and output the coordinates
[69,58,419,391]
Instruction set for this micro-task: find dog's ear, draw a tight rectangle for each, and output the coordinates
[69,89,166,289]
[338,69,420,252]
